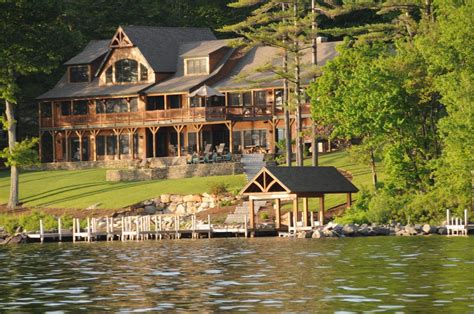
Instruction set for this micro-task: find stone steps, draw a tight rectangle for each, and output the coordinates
[224,201,268,224]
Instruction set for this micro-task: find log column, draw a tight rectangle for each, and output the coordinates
[292,197,298,228]
[65,130,72,162]
[90,130,100,161]
[346,193,352,208]
[127,128,137,159]
[75,130,85,161]
[149,127,160,158]
[113,129,123,160]
[249,199,255,232]
[275,198,281,229]
[193,124,203,154]
[319,195,325,225]
[49,131,56,162]
[302,197,309,227]
[225,121,234,153]
[172,125,184,157]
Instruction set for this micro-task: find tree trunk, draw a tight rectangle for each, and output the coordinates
[311,0,318,167]
[282,3,292,166]
[5,100,19,208]
[370,150,378,189]
[294,2,303,166]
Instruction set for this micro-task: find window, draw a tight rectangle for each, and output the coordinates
[120,134,130,154]
[61,101,71,116]
[115,59,138,83]
[146,96,165,110]
[105,67,113,83]
[185,58,208,75]
[168,95,181,109]
[189,96,202,108]
[72,100,88,115]
[96,100,106,113]
[232,131,242,152]
[228,92,252,107]
[96,136,106,156]
[209,96,224,107]
[243,130,267,147]
[129,98,138,112]
[40,103,52,118]
[275,89,283,109]
[105,98,129,113]
[255,91,266,108]
[69,66,89,83]
[140,64,148,81]
[106,135,117,155]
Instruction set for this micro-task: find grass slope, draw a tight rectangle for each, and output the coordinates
[0,150,383,210]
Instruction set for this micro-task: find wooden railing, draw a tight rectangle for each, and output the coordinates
[40,104,311,128]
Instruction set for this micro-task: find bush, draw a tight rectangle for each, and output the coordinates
[208,182,229,196]
[260,212,269,220]
[219,199,233,207]
[0,214,20,234]
[0,211,77,235]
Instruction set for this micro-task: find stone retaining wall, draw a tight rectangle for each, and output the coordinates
[106,162,244,182]
[25,157,186,171]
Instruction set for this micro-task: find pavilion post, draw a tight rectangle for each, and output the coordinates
[346,193,352,208]
[302,197,308,227]
[275,198,281,229]
[293,197,298,229]
[249,199,255,232]
[319,196,325,225]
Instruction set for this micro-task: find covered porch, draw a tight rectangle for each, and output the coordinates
[240,166,359,235]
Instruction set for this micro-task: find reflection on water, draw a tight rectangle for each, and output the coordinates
[0,237,473,311]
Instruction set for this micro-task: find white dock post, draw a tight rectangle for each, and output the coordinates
[244,214,248,238]
[58,218,62,242]
[39,219,44,244]
[159,215,163,240]
[153,216,158,240]
[174,215,178,239]
[121,216,125,241]
[87,217,91,242]
[72,218,76,243]
[208,214,211,239]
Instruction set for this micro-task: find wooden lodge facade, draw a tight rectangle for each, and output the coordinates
[37,26,340,163]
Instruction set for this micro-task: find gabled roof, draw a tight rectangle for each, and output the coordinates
[143,41,234,94]
[121,26,217,72]
[37,75,153,100]
[181,39,230,58]
[213,41,341,90]
[64,40,110,65]
[241,166,358,195]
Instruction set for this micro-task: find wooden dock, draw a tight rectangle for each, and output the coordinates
[446,209,470,236]
[27,214,252,243]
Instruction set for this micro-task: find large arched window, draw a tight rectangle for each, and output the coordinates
[115,59,138,83]
[104,59,149,84]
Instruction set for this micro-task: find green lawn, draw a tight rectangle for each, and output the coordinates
[0,170,246,209]
[0,150,383,210]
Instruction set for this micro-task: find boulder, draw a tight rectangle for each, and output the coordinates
[160,194,171,203]
[358,224,369,236]
[437,227,447,235]
[170,195,183,203]
[168,204,177,212]
[422,224,437,234]
[312,230,324,238]
[3,234,26,245]
[175,204,187,214]
[374,226,391,236]
[143,199,154,206]
[183,194,196,202]
[342,224,358,236]
[405,225,418,235]
[144,205,157,215]
[200,202,210,209]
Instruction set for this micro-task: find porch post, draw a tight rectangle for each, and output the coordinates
[39,131,43,163]
[173,125,184,157]
[149,127,159,158]
[113,129,122,160]
[75,130,84,162]
[275,198,281,229]
[293,197,298,229]
[49,131,56,162]
[249,199,255,231]
[91,130,99,162]
[319,195,325,225]
[302,197,308,227]
[225,121,233,153]
[65,130,71,162]
[346,193,352,208]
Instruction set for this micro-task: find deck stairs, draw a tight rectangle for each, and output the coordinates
[224,201,267,224]
[241,153,265,181]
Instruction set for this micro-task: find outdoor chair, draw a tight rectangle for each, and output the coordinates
[223,152,232,162]
[216,143,225,155]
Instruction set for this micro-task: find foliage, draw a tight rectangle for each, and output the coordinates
[0,211,74,234]
[260,212,269,220]
[219,199,233,207]
[207,182,230,196]
[0,138,39,168]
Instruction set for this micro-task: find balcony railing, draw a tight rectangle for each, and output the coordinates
[40,104,310,128]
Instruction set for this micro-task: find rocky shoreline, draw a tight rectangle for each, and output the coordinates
[294,222,450,238]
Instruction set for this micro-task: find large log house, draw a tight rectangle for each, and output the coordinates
[37,26,339,163]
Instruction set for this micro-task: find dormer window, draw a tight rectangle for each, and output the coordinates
[185,58,208,75]
[69,65,90,83]
[104,59,149,84]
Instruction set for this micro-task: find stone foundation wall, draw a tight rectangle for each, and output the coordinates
[106,162,244,182]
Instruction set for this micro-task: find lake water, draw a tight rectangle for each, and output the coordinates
[0,237,473,312]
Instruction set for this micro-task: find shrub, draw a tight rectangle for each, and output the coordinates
[260,212,269,220]
[219,199,233,207]
[0,214,20,234]
[208,182,229,196]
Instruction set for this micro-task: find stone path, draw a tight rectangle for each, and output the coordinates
[224,200,267,224]
[241,153,265,181]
